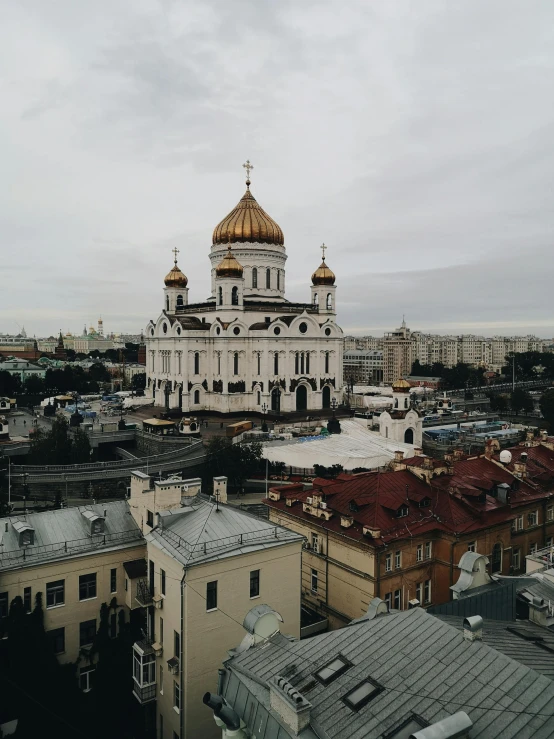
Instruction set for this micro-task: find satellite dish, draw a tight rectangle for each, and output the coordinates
[499,450,512,464]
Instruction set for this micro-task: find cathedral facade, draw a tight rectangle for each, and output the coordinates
[145,169,343,414]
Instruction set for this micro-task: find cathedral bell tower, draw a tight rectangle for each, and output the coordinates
[215,245,244,309]
[163,248,189,313]
[311,243,336,316]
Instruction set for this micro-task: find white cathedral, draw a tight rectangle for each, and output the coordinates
[145,165,344,414]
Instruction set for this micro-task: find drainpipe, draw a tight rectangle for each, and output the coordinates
[376,549,381,598]
[450,535,458,591]
[180,568,186,739]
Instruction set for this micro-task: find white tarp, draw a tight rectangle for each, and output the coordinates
[262,418,414,471]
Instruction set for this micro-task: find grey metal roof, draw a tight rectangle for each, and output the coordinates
[0,501,143,571]
[437,615,554,679]
[147,498,303,567]
[428,580,521,622]
[222,607,554,739]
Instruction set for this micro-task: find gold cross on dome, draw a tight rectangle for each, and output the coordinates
[321,243,327,260]
[242,159,254,183]
[172,247,179,265]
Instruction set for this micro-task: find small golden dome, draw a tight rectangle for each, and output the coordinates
[213,186,284,246]
[311,258,335,285]
[164,264,188,288]
[216,247,244,278]
[392,378,411,392]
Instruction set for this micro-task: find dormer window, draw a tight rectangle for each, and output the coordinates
[349,500,359,513]
[419,498,431,508]
[92,519,104,535]
[82,510,105,536]
[397,505,409,518]
[12,521,35,547]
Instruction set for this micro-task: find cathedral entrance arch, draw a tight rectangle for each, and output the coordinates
[271,388,281,413]
[404,428,414,444]
[296,385,308,411]
[322,385,331,409]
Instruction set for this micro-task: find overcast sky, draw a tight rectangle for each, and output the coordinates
[2,0,553,339]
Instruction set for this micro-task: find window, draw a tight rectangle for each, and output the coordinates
[23,587,32,612]
[295,352,299,375]
[266,268,271,289]
[160,617,164,645]
[547,505,554,522]
[231,286,238,305]
[512,548,520,570]
[343,678,382,711]
[425,541,432,560]
[382,715,428,739]
[312,533,319,553]
[159,665,164,695]
[299,322,308,334]
[218,286,222,305]
[194,389,200,404]
[301,352,305,374]
[467,541,476,552]
[174,630,180,658]
[147,510,154,527]
[110,613,117,639]
[161,569,166,596]
[314,655,351,685]
[46,580,65,608]
[384,592,392,609]
[252,268,258,289]
[250,570,260,598]
[424,579,431,604]
[257,353,261,375]
[206,581,217,611]
[306,352,310,373]
[125,578,128,592]
[325,351,329,374]
[233,352,239,375]
[385,554,392,572]
[48,627,65,654]
[512,515,523,532]
[311,568,318,593]
[79,573,97,601]
[277,270,281,290]
[530,542,538,555]
[528,510,538,527]
[394,589,401,610]
[176,294,183,307]
[79,665,95,692]
[174,681,181,711]
[194,352,199,374]
[397,505,409,518]
[79,619,96,647]
[133,648,155,686]
[416,583,422,603]
[110,568,117,593]
[394,551,401,569]
[326,293,332,310]
[416,544,423,562]
[274,353,279,375]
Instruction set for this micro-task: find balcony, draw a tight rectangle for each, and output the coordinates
[136,579,153,607]
[133,640,156,704]
[133,682,156,704]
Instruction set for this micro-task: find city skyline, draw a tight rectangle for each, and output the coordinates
[2,1,554,337]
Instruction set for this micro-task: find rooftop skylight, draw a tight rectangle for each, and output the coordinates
[314,655,351,685]
[342,678,383,711]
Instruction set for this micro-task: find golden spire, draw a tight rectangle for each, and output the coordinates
[311,243,336,285]
[164,247,188,287]
[216,239,244,278]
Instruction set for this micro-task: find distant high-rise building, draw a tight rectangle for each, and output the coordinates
[383,318,414,384]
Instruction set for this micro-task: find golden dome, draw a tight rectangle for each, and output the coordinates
[164,263,188,288]
[216,246,244,278]
[213,186,284,246]
[392,378,411,392]
[311,258,335,285]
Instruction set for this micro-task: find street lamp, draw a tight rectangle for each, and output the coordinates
[261,402,268,433]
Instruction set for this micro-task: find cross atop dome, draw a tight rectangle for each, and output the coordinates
[242,159,254,186]
[172,246,180,265]
[321,242,327,261]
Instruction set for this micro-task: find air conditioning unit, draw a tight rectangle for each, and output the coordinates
[153,594,163,610]
[303,542,311,550]
[306,497,313,504]
[167,657,179,675]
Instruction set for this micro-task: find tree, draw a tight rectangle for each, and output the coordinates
[88,362,110,383]
[489,394,508,412]
[313,463,344,479]
[0,370,22,396]
[24,375,46,394]
[131,373,146,390]
[71,427,92,464]
[540,389,554,430]
[205,438,263,491]
[28,415,89,466]
[511,388,534,414]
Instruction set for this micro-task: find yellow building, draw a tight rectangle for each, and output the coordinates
[128,472,304,739]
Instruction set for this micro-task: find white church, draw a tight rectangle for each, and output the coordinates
[145,164,344,414]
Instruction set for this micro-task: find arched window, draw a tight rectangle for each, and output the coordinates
[277,270,280,291]
[218,286,222,305]
[252,268,258,289]
[176,294,183,308]
[231,286,238,305]
[194,352,199,375]
[266,268,271,289]
[165,295,169,311]
[257,353,261,375]
[257,391,261,405]
[295,352,299,375]
[300,353,305,374]
[233,352,239,375]
[194,390,200,404]
[405,397,409,409]
[326,293,332,310]
[313,292,319,307]
[325,352,330,374]
[274,352,279,375]
[306,352,310,373]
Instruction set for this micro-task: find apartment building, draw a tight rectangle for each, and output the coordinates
[0,501,145,679]
[265,441,554,630]
[382,320,414,384]
[343,335,383,351]
[128,472,303,739]
[342,349,383,385]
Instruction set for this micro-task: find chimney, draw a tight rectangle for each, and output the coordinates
[269,676,312,734]
[423,456,433,470]
[526,430,534,442]
[462,615,483,642]
[444,452,453,464]
[410,712,473,739]
[413,447,423,457]
[394,450,404,463]
[213,476,228,505]
[514,453,527,478]
[453,448,464,461]
[541,429,548,441]
[528,596,548,627]
[484,439,494,460]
